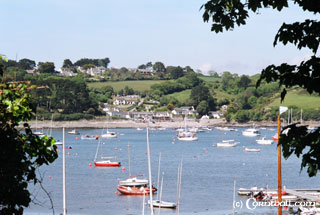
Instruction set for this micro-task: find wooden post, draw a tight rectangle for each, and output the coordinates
[277,115,282,215]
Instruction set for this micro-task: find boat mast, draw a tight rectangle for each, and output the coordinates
[232,176,236,215]
[62,128,67,215]
[146,126,154,214]
[156,152,162,200]
[159,172,164,213]
[93,140,100,162]
[176,158,183,215]
[128,143,131,177]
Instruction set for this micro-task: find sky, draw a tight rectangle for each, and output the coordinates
[0,0,316,75]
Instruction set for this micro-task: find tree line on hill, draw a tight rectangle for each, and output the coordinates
[2,57,320,122]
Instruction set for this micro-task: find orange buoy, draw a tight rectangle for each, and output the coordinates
[49,176,52,179]
[145,152,147,155]
[89,163,92,167]
[115,147,118,150]
[115,192,118,195]
[56,149,60,152]
[75,137,79,140]
[122,167,125,171]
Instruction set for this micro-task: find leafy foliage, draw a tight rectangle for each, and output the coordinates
[201,0,320,176]
[0,81,58,214]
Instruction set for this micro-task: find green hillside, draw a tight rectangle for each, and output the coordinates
[88,80,166,92]
[267,90,320,109]
[164,89,191,103]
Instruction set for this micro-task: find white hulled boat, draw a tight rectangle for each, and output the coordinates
[242,128,260,137]
[256,136,273,145]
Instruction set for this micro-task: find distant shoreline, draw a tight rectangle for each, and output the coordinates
[22,119,320,129]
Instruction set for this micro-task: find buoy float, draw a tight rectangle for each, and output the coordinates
[145,152,147,155]
[75,137,79,140]
[49,176,52,179]
[122,167,125,171]
[115,147,118,150]
[56,149,60,152]
[115,192,118,195]
[89,163,92,167]
[67,152,70,156]
[250,142,253,144]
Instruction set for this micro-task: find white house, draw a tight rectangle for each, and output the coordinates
[113,95,140,106]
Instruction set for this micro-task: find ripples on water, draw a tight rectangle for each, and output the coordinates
[25,127,319,215]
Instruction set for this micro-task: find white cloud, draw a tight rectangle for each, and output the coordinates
[198,63,213,75]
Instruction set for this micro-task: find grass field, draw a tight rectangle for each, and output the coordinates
[267,90,320,109]
[199,76,221,82]
[164,89,191,103]
[87,80,166,92]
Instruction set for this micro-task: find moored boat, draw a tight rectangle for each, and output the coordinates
[148,200,176,208]
[81,134,99,140]
[101,131,117,138]
[217,141,239,147]
[242,128,260,137]
[119,176,148,187]
[243,147,260,152]
[94,160,120,167]
[68,129,80,135]
[256,136,273,145]
[177,131,198,141]
[117,185,157,195]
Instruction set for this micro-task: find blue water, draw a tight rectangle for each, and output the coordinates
[24,127,319,215]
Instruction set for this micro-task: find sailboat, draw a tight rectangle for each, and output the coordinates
[148,172,177,209]
[177,117,198,141]
[117,128,157,195]
[101,116,117,138]
[118,143,148,187]
[148,153,177,209]
[34,116,45,137]
[93,140,120,167]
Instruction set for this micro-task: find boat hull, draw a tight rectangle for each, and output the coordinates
[117,185,156,195]
[148,200,176,208]
[94,161,120,167]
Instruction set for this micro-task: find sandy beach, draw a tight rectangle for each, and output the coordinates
[24,118,320,129]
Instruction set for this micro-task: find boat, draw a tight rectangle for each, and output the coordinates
[119,144,148,186]
[101,131,117,138]
[148,172,177,209]
[256,136,273,145]
[117,185,156,195]
[298,206,320,215]
[54,140,63,145]
[217,141,239,147]
[242,128,260,137]
[149,154,177,209]
[177,131,198,141]
[243,147,260,152]
[81,134,99,140]
[94,160,120,167]
[216,127,237,131]
[137,128,143,131]
[68,129,80,135]
[176,117,198,141]
[148,200,176,209]
[119,175,148,186]
[101,117,117,138]
[94,140,120,167]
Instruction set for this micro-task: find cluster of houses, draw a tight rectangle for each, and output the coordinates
[103,95,225,121]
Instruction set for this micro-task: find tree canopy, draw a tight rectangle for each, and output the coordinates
[201,0,320,177]
[0,56,58,214]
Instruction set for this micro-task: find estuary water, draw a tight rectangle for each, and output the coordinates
[24,127,319,215]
